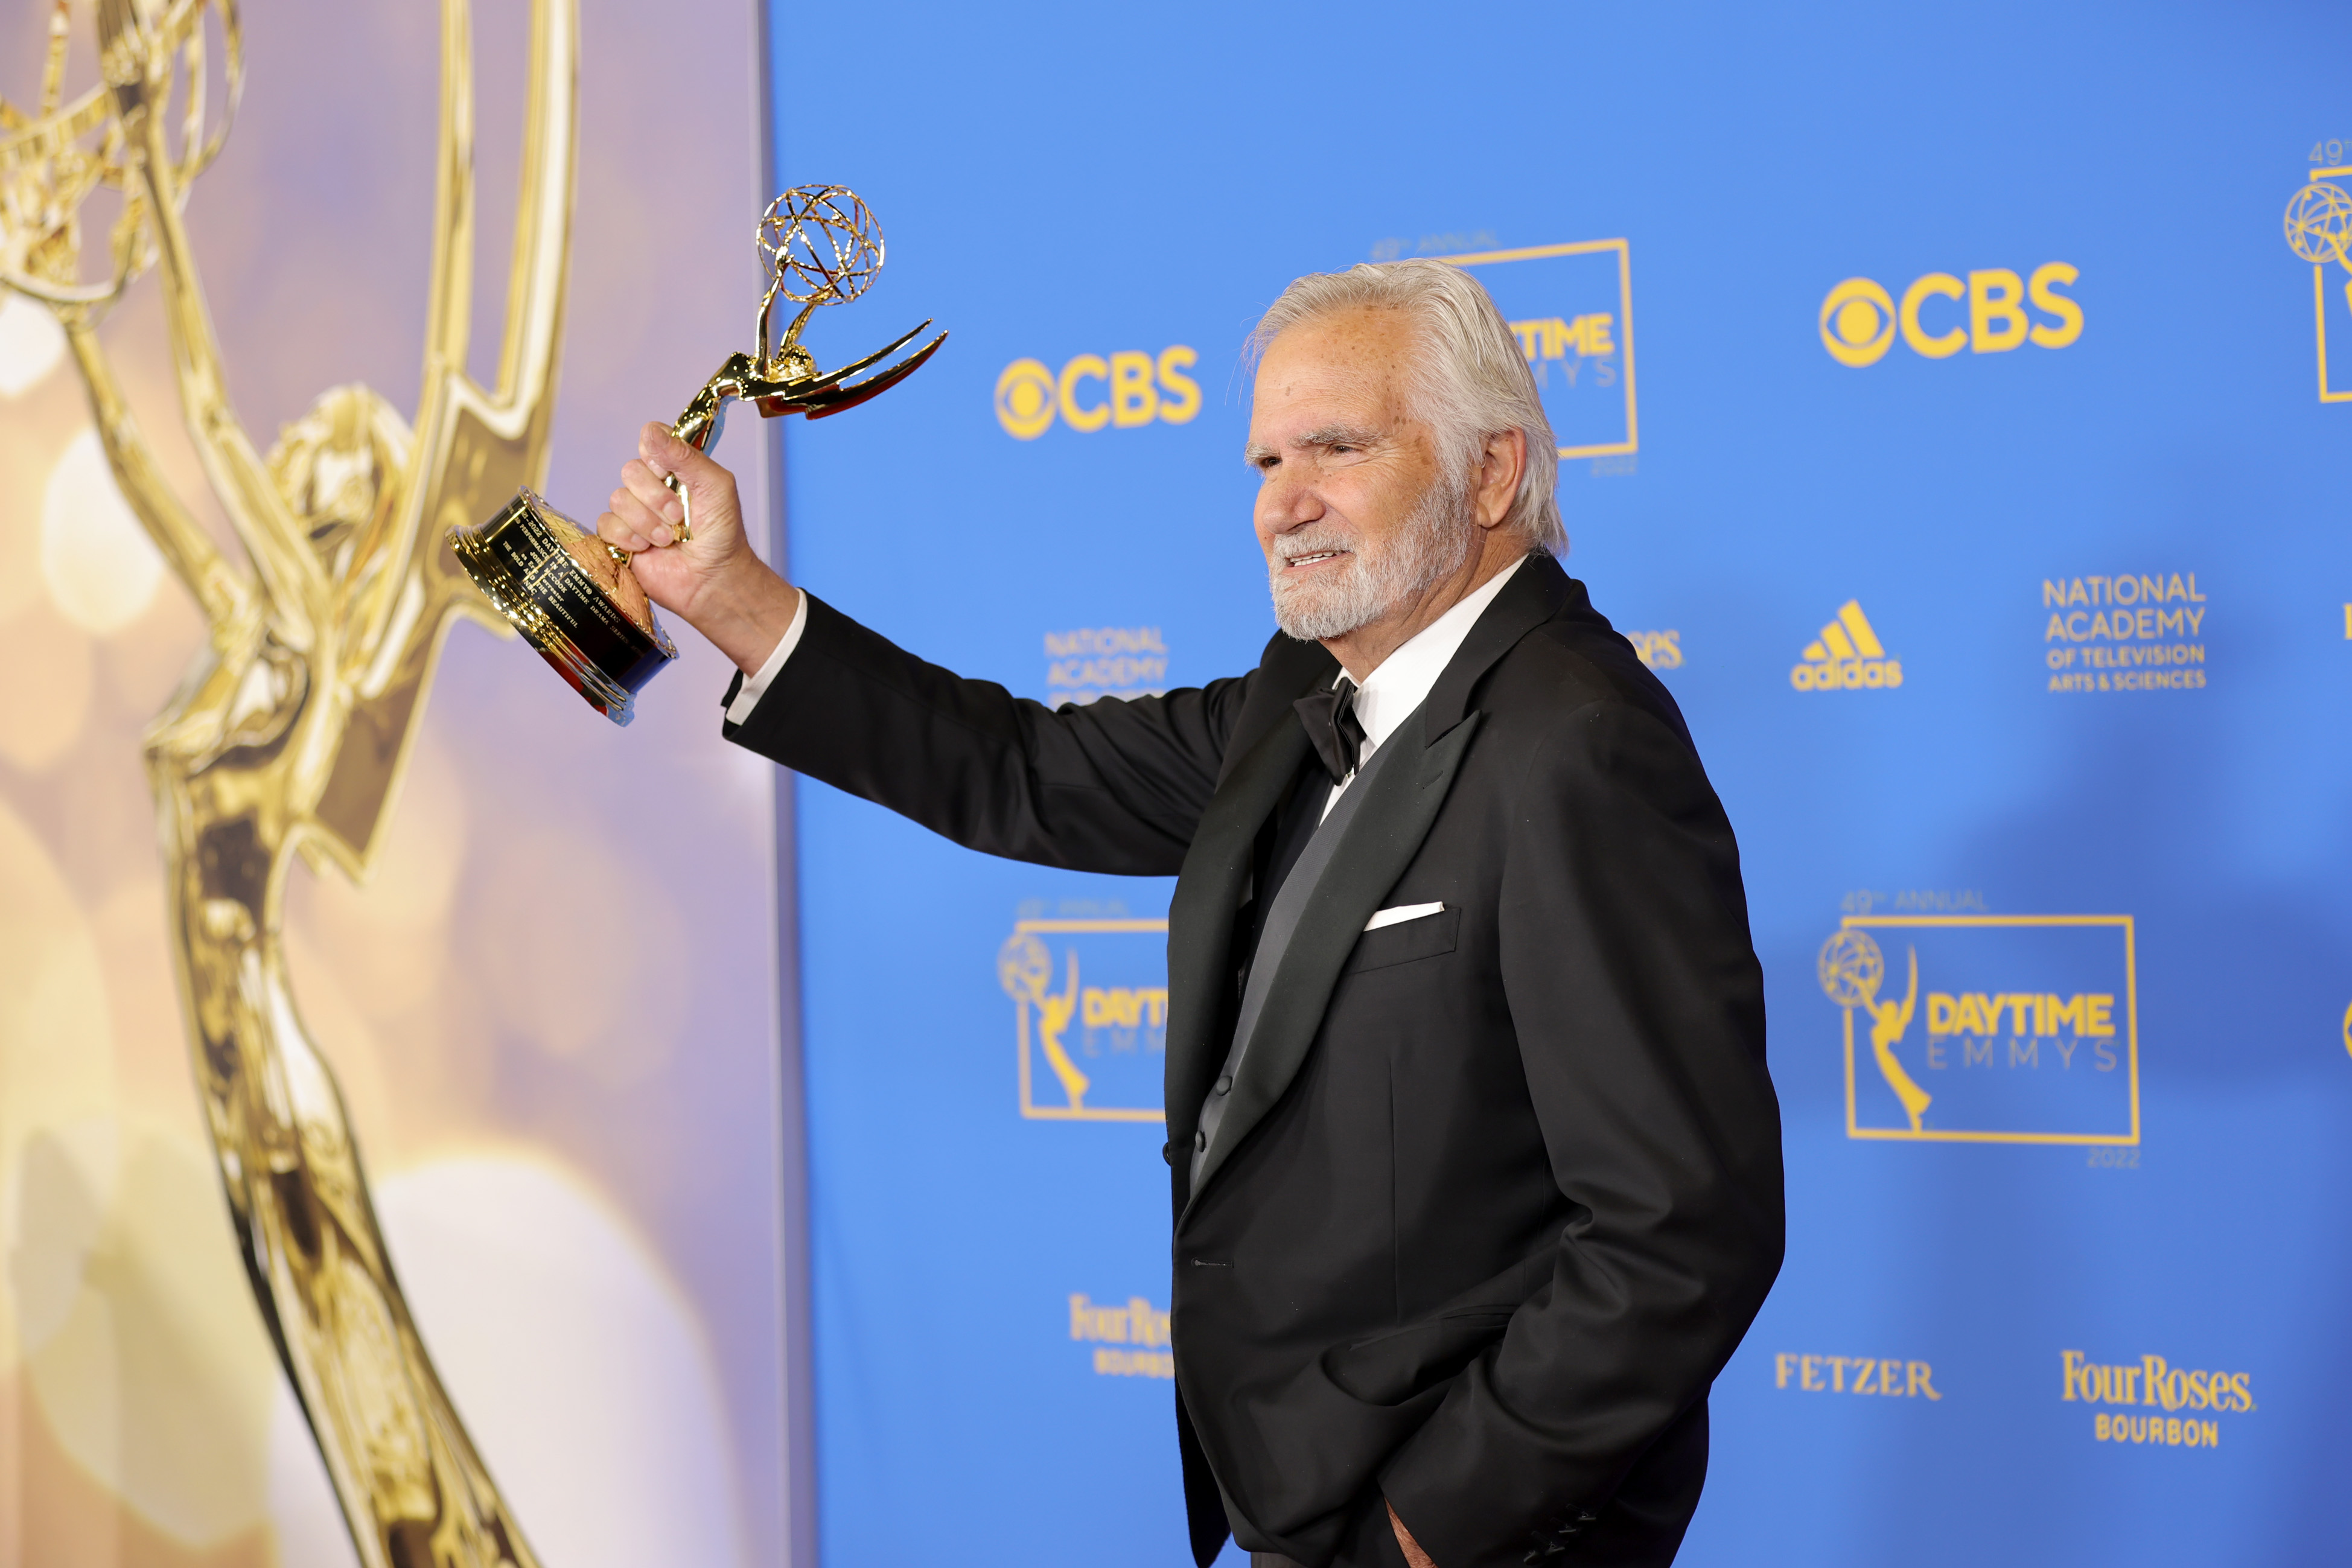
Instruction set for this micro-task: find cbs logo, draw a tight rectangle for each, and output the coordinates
[995,347,1202,439]
[1820,264,2082,366]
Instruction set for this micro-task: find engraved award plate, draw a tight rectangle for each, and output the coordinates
[452,489,678,723]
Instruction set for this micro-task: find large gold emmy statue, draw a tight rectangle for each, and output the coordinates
[1,1,573,1563]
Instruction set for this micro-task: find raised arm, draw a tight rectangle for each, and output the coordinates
[61,317,253,632]
[600,426,1249,875]
[107,7,324,648]
[737,593,1248,875]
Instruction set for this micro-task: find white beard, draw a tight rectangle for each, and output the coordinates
[1267,471,1476,642]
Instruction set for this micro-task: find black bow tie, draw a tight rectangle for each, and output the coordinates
[1294,677,1366,786]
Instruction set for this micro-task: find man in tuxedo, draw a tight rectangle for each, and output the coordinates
[601,260,1782,1568]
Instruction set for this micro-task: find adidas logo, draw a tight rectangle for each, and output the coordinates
[1791,601,1904,692]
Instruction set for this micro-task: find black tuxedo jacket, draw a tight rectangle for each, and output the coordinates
[724,554,1783,1568]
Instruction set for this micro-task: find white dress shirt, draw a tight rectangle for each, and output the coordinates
[723,590,811,725]
[1317,554,1524,820]
[722,554,1529,759]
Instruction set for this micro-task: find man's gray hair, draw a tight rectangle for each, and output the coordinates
[1250,260,1565,555]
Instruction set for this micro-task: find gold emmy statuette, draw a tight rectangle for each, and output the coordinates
[2,1,575,1563]
[450,185,946,724]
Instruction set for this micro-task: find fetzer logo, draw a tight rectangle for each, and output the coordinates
[1791,601,1903,692]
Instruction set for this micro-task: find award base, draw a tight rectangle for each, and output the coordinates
[451,489,677,725]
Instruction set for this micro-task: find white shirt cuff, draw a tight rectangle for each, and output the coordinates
[723,590,809,725]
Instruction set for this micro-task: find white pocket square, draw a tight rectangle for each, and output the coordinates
[1363,902,1444,932]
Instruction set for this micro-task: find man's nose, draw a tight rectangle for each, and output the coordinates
[1260,468,1325,530]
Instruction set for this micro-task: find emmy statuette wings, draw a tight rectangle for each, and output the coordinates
[450,184,948,724]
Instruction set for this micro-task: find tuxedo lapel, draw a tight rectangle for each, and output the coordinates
[1167,566,1560,1212]
[1164,716,1312,1189]
[1165,638,1335,1189]
[1215,633,1338,786]
[1182,705,1484,1217]
[1421,551,1573,736]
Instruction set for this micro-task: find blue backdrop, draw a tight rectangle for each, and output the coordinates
[763,4,2352,1563]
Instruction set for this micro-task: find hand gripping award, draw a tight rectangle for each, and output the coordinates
[450,185,944,721]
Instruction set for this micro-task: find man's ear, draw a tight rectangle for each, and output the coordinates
[1474,428,1527,528]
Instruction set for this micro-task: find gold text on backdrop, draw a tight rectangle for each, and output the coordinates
[450,185,947,722]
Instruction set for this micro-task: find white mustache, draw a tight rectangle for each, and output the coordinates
[1273,527,1358,565]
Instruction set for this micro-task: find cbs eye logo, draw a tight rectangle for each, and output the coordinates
[1821,264,2082,367]
[995,347,1202,439]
